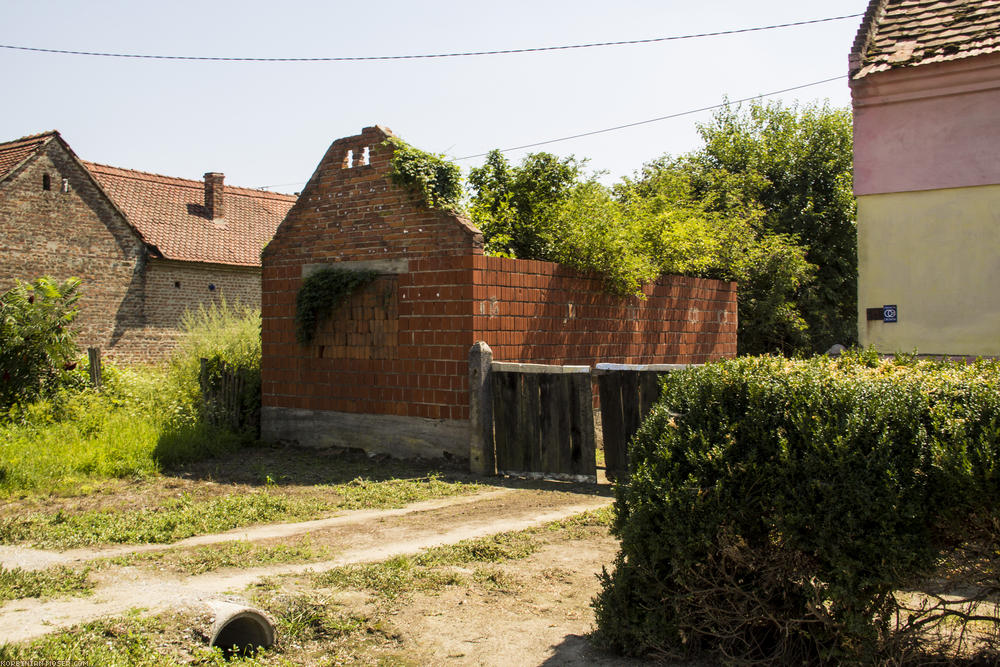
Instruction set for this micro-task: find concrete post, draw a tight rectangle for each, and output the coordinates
[468,341,495,475]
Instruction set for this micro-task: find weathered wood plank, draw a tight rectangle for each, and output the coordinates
[539,373,570,475]
[638,371,662,421]
[491,371,519,473]
[519,372,541,473]
[597,371,626,479]
[621,370,641,453]
[468,342,495,475]
[568,372,597,480]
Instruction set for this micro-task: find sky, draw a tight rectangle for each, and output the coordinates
[1,0,870,193]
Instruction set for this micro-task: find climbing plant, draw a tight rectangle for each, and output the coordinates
[384,137,463,211]
[295,267,377,345]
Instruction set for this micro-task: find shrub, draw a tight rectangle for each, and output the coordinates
[594,353,1000,663]
[168,299,262,438]
[0,276,81,410]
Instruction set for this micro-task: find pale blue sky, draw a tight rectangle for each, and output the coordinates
[1,0,869,192]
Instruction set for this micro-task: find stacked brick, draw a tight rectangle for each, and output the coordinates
[261,126,737,454]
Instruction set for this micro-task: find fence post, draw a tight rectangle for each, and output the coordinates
[468,341,495,475]
[87,348,102,389]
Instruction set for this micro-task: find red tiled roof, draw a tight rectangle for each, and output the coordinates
[83,162,296,267]
[0,131,58,181]
[852,0,1000,78]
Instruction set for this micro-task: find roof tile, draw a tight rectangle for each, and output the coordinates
[83,162,295,267]
[852,0,1000,78]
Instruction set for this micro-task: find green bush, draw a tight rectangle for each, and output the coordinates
[594,352,1000,663]
[168,299,262,438]
[0,276,81,410]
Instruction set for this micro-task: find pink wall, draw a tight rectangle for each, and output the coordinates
[851,52,1000,196]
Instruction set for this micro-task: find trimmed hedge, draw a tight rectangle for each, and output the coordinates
[594,351,1000,663]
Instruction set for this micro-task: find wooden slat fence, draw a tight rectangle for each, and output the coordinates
[199,358,254,433]
[467,343,696,482]
[489,362,596,483]
[594,363,691,481]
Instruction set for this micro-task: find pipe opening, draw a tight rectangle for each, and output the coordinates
[210,610,275,658]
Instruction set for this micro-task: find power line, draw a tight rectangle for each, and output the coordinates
[0,14,861,63]
[454,75,848,160]
[255,74,847,189]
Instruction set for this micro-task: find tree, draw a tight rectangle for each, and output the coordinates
[684,100,857,353]
[467,150,583,258]
[0,276,82,409]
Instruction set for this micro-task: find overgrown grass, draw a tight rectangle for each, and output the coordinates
[0,473,483,549]
[0,361,247,497]
[0,300,263,498]
[0,492,332,549]
[104,537,331,575]
[0,565,93,604]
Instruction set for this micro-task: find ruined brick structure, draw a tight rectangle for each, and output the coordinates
[261,126,737,460]
[0,131,295,363]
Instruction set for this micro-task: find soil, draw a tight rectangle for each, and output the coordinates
[0,482,627,667]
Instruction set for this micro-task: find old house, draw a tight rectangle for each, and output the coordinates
[0,131,296,363]
[261,126,736,462]
[851,0,1000,356]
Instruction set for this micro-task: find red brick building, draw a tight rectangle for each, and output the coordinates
[0,131,296,363]
[261,126,737,460]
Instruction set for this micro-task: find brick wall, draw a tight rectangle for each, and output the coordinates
[472,256,737,365]
[261,126,737,459]
[111,259,262,363]
[0,140,147,354]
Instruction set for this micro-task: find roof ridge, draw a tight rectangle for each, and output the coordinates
[0,130,60,149]
[82,161,297,200]
[851,0,892,76]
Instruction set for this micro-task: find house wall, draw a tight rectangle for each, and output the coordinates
[852,54,1000,356]
[857,185,1000,356]
[111,259,262,364]
[261,126,738,461]
[0,140,147,355]
[0,140,266,365]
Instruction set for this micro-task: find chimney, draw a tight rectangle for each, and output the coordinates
[204,172,225,220]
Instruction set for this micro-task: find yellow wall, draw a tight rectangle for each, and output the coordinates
[857,184,1000,356]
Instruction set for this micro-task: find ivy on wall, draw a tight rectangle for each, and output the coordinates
[295,267,377,345]
[384,137,463,212]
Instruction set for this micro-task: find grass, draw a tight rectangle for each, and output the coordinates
[0,491,332,549]
[103,537,331,576]
[0,565,93,604]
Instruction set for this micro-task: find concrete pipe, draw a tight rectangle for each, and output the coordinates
[205,599,276,657]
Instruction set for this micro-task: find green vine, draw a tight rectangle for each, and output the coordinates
[295,267,377,345]
[384,137,463,212]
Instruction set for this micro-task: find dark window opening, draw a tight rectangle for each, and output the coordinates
[42,174,51,191]
[174,281,181,289]
[208,284,216,291]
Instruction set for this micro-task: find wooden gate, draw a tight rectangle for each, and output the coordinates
[489,363,597,482]
[594,363,689,480]
[467,343,693,483]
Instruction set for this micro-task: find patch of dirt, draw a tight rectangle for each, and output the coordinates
[390,537,643,666]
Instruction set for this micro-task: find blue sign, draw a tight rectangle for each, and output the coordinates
[883,305,897,323]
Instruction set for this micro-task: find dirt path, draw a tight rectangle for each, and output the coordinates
[0,486,613,645]
[0,488,516,572]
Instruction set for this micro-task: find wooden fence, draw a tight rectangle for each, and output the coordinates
[199,358,257,434]
[469,342,694,482]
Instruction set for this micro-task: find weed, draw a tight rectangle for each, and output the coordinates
[0,564,93,603]
[104,537,330,575]
[0,492,332,549]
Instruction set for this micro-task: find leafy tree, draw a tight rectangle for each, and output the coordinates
[0,276,82,410]
[467,150,583,258]
[684,100,857,352]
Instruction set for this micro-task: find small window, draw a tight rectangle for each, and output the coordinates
[174,281,181,289]
[42,174,51,191]
[208,284,216,291]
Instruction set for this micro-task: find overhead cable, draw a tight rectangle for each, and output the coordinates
[454,75,848,160]
[0,14,861,62]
